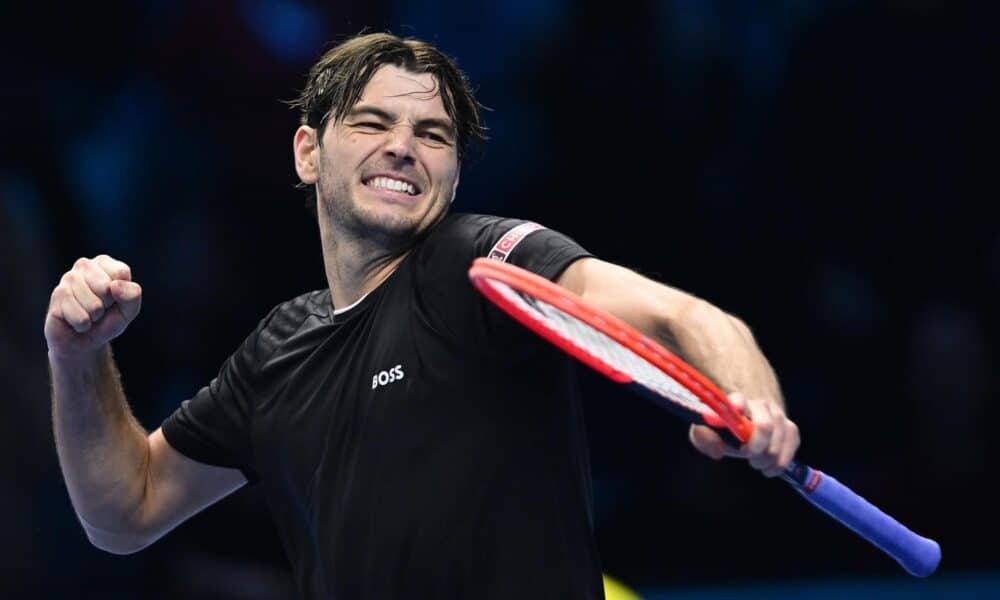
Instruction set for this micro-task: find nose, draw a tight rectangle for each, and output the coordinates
[383,125,416,164]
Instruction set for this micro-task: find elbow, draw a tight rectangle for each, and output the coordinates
[91,541,151,556]
[85,528,155,555]
[79,516,156,555]
[82,442,159,555]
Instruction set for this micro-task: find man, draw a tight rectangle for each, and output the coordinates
[48,33,799,598]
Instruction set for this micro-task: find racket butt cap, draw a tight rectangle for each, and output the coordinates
[903,540,941,577]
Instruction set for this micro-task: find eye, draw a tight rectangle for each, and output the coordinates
[355,121,387,131]
[420,131,453,145]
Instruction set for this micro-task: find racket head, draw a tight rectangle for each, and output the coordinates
[468,257,753,443]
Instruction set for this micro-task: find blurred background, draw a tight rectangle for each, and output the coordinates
[2,0,997,597]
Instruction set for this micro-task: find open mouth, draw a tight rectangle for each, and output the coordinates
[362,175,422,196]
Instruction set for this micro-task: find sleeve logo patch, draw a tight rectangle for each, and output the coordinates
[487,222,545,262]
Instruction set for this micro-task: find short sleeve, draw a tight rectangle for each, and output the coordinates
[413,213,593,359]
[160,307,281,484]
[488,221,593,281]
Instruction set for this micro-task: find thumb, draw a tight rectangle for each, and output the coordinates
[689,424,751,460]
[109,280,142,321]
[87,281,142,343]
[689,425,728,460]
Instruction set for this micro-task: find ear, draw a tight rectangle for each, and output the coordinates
[293,126,320,185]
[449,162,461,203]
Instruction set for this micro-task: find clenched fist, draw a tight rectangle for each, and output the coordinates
[45,255,142,359]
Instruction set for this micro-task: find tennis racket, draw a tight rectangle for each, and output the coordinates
[468,257,941,577]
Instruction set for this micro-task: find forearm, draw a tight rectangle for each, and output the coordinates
[665,299,783,408]
[557,257,783,407]
[50,345,151,544]
[558,257,794,465]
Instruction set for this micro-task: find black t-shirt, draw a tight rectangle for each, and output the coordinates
[161,213,603,599]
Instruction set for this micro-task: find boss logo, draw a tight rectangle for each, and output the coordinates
[371,364,405,389]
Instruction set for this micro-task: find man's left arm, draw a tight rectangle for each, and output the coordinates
[556,257,799,477]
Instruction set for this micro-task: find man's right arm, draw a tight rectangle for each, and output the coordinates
[47,255,246,554]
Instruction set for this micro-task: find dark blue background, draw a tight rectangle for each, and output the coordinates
[2,1,996,597]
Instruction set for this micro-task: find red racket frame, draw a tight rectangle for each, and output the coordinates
[468,257,942,578]
[468,257,753,442]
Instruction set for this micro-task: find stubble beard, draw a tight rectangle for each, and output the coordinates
[317,176,426,252]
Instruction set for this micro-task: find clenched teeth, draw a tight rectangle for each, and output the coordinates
[364,176,418,196]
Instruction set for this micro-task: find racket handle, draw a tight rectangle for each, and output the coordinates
[782,461,941,577]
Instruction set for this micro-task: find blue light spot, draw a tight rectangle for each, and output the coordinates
[241,0,324,63]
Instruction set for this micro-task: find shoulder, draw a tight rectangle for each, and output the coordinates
[410,212,592,284]
[426,212,518,240]
[418,213,543,255]
[252,289,331,361]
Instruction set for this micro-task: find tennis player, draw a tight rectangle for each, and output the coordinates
[47,32,799,598]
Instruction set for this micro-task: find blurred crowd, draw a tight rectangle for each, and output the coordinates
[2,0,996,596]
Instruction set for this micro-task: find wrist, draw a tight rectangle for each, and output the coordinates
[48,345,111,372]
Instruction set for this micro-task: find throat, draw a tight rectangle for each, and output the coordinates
[321,237,409,313]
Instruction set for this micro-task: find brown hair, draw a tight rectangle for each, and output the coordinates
[290,31,487,157]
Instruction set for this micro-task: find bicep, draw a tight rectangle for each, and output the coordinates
[137,427,247,543]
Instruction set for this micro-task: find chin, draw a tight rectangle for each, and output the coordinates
[319,184,447,246]
[331,200,424,244]
[363,211,422,239]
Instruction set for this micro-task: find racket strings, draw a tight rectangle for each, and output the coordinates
[491,281,711,416]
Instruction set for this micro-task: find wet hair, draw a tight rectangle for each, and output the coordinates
[288,32,488,206]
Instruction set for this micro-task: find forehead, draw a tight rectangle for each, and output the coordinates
[355,64,449,119]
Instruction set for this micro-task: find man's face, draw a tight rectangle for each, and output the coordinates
[309,64,460,247]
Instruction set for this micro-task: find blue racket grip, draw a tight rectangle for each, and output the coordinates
[783,461,941,577]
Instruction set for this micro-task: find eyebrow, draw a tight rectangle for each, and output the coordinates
[346,104,456,139]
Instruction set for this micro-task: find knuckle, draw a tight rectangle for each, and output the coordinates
[89,276,110,292]
[98,254,131,279]
[76,263,99,280]
[84,259,105,276]
[62,296,81,312]
[86,298,105,314]
[66,308,89,326]
[73,257,90,269]
[786,425,800,443]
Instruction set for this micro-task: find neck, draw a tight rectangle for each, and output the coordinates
[318,218,410,311]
